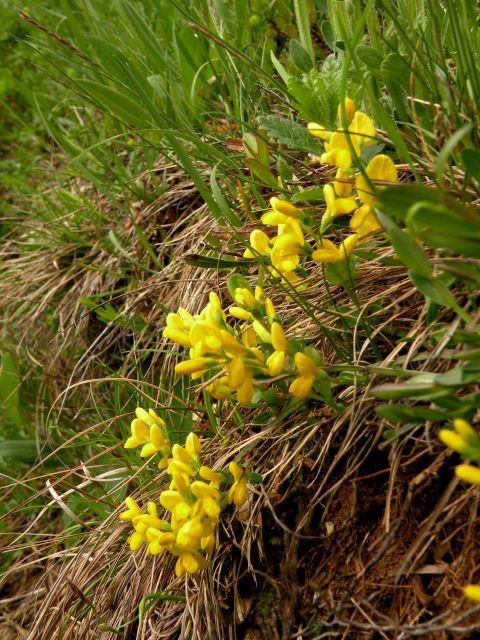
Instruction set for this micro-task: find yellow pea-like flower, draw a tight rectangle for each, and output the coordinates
[199,465,222,485]
[270,196,301,218]
[119,497,143,521]
[237,372,254,404]
[439,429,467,455]
[271,322,288,352]
[266,350,286,376]
[455,464,480,486]
[337,97,356,124]
[228,461,248,506]
[464,585,480,602]
[175,356,210,375]
[307,121,330,140]
[356,154,398,205]
[350,204,380,237]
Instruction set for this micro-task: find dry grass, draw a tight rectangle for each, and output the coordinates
[1,157,480,639]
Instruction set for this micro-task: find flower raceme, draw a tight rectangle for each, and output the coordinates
[163,284,330,404]
[120,417,252,577]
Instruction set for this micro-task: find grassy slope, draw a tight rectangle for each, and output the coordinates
[1,0,480,638]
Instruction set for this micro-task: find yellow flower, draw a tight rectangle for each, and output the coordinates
[236,367,254,404]
[348,111,375,148]
[337,97,356,124]
[199,465,223,485]
[243,229,270,259]
[174,549,207,576]
[228,461,248,506]
[356,154,398,205]
[321,131,355,169]
[312,234,358,263]
[145,528,176,555]
[270,231,303,273]
[206,376,231,400]
[227,355,246,390]
[455,464,480,486]
[464,585,480,603]
[320,112,375,169]
[270,196,301,218]
[350,204,380,237]
[439,419,480,459]
[266,322,289,376]
[289,352,318,399]
[174,356,211,375]
[162,310,194,347]
[321,183,357,231]
[333,168,353,197]
[119,497,143,521]
[124,408,170,463]
[453,418,478,443]
[307,121,330,140]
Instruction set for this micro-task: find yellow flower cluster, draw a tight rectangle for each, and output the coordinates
[240,100,398,287]
[121,418,249,577]
[243,197,306,288]
[163,285,329,402]
[308,98,398,240]
[124,407,172,468]
[439,419,480,603]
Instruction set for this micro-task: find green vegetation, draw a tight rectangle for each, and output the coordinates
[1,0,480,637]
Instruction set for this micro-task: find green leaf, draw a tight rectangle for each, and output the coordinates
[210,166,242,227]
[324,261,353,285]
[355,44,383,70]
[257,115,323,153]
[0,346,22,427]
[462,149,480,182]
[184,254,254,270]
[247,471,264,483]
[435,124,472,183]
[293,0,315,66]
[292,187,325,201]
[0,439,38,463]
[227,274,252,298]
[371,383,450,400]
[409,272,459,308]
[375,211,432,278]
[321,20,336,51]
[244,158,278,187]
[289,39,314,73]
[270,50,290,85]
[376,404,448,422]
[76,80,150,128]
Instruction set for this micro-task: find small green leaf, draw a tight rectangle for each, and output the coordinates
[462,149,480,182]
[409,272,459,308]
[257,115,323,154]
[244,158,278,187]
[355,44,383,70]
[375,211,432,278]
[289,39,314,72]
[184,254,254,270]
[0,440,38,463]
[247,471,264,483]
[292,187,325,201]
[371,383,450,400]
[376,404,448,422]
